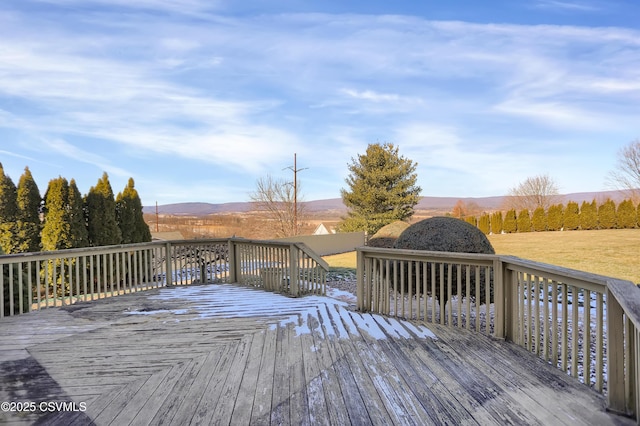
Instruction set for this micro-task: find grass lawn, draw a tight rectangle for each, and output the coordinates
[323,229,640,284]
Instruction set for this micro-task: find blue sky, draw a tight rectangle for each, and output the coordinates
[1,0,639,206]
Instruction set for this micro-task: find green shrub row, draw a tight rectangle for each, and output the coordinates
[464,198,640,234]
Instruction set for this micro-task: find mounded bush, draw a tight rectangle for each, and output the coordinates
[368,221,410,248]
[392,217,495,307]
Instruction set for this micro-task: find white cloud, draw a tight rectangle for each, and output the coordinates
[533,0,601,12]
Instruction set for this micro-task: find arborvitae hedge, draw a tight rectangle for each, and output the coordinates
[0,163,19,254]
[468,198,638,234]
[478,213,490,234]
[598,199,617,229]
[580,200,598,230]
[564,201,580,230]
[547,204,563,231]
[531,207,547,232]
[503,209,517,233]
[517,209,531,232]
[15,167,42,253]
[490,211,503,234]
[617,199,637,229]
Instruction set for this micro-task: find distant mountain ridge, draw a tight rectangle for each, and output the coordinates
[144,190,630,216]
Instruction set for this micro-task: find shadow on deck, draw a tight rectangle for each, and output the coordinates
[0,284,633,425]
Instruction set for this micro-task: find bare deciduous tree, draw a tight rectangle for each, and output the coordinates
[607,139,640,203]
[505,174,560,212]
[249,174,306,238]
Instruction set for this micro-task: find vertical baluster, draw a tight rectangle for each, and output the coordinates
[584,289,591,386]
[571,285,579,379]
[430,263,436,323]
[456,264,462,328]
[447,264,453,326]
[595,292,604,391]
[475,267,480,332]
[561,282,569,374]
[551,280,558,366]
[465,265,471,330]
[534,275,541,355]
[542,278,549,361]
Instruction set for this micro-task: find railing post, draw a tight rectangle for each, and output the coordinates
[356,248,365,312]
[502,260,517,342]
[165,242,173,286]
[289,244,299,297]
[493,258,505,339]
[606,288,627,415]
[227,239,238,284]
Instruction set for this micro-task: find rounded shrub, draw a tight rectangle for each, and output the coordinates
[392,217,495,307]
[368,221,410,248]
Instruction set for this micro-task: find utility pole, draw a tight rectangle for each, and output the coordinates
[155,201,159,232]
[284,153,308,235]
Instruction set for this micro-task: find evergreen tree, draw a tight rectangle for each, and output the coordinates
[503,209,517,233]
[116,178,151,244]
[547,203,564,231]
[68,179,89,248]
[517,209,531,232]
[85,172,122,246]
[598,198,617,229]
[464,216,477,227]
[42,177,73,251]
[478,213,490,234]
[0,163,19,254]
[490,211,503,234]
[15,167,42,253]
[531,206,547,232]
[563,201,580,230]
[580,200,598,230]
[616,199,637,229]
[339,143,421,235]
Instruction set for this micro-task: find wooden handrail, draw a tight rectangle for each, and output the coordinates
[1,238,328,319]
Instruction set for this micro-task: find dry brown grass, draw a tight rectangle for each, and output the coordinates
[323,229,640,284]
[488,229,640,284]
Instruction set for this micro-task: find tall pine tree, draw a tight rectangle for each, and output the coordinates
[339,143,421,235]
[0,163,19,254]
[85,172,121,246]
[15,167,42,253]
[116,178,151,244]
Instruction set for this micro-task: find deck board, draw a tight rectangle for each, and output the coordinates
[0,283,634,426]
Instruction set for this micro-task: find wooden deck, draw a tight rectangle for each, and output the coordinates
[0,284,633,425]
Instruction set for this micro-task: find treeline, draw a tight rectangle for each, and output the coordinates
[463,198,640,234]
[0,163,151,255]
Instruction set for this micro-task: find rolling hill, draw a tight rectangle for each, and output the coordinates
[143,190,631,216]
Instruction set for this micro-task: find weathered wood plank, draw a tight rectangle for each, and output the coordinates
[230,330,267,425]
[300,311,331,426]
[270,323,291,426]
[288,317,310,425]
[250,326,278,425]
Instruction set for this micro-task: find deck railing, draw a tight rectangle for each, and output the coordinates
[0,238,327,318]
[357,246,640,422]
